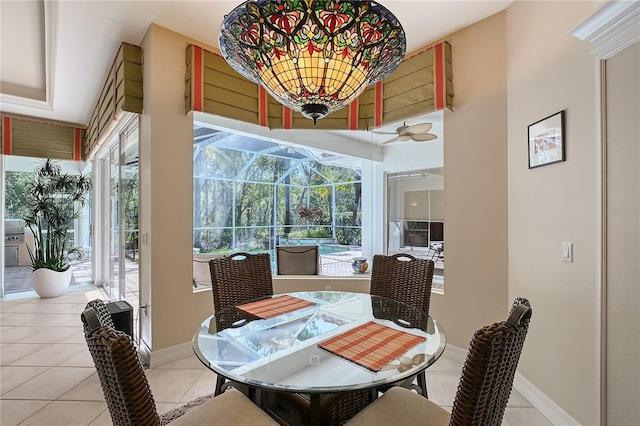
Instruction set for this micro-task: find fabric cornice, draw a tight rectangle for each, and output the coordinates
[1,114,85,161]
[186,42,453,130]
[85,42,143,161]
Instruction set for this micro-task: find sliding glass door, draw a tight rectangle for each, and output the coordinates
[93,117,139,302]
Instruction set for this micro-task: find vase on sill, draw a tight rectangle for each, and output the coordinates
[351,257,368,274]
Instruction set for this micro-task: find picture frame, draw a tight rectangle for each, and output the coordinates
[528,110,565,168]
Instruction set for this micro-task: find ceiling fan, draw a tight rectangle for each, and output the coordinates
[372,122,438,144]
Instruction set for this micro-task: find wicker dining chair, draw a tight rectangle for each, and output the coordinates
[85,299,116,328]
[209,252,274,313]
[370,253,434,396]
[208,252,274,395]
[345,297,533,426]
[275,245,320,275]
[80,306,277,426]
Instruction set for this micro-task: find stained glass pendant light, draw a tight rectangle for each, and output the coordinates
[219,0,406,124]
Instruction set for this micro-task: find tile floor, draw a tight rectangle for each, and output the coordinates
[0,286,552,426]
[2,261,92,295]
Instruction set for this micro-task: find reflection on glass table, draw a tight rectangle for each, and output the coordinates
[193,291,446,426]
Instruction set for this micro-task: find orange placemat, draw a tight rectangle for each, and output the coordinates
[236,295,315,319]
[318,322,426,372]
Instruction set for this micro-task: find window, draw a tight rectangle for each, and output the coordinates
[387,169,444,288]
[193,123,364,278]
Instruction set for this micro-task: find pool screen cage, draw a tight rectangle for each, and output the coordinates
[192,124,363,255]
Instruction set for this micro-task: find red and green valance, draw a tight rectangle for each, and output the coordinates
[85,42,143,159]
[1,114,84,161]
[185,42,453,130]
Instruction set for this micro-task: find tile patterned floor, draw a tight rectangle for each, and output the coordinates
[0,286,551,426]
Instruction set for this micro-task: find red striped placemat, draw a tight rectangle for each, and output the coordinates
[236,295,315,319]
[318,322,426,372]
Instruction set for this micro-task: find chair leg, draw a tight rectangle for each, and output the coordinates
[215,376,225,396]
[417,371,428,398]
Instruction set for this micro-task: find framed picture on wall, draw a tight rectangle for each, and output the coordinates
[528,110,565,168]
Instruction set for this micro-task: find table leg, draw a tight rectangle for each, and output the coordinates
[309,394,321,426]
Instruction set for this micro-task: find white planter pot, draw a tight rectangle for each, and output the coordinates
[32,268,72,298]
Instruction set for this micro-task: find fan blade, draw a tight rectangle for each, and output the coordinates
[406,123,433,134]
[370,130,398,135]
[411,133,438,142]
[382,135,403,144]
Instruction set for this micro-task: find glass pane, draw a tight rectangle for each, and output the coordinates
[110,147,120,299]
[192,122,364,277]
[195,145,252,179]
[194,179,233,228]
[235,182,273,227]
[240,156,281,182]
[235,227,272,252]
[335,183,361,226]
[197,228,233,254]
[387,168,445,285]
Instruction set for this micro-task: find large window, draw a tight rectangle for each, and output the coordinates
[387,169,444,288]
[193,123,363,277]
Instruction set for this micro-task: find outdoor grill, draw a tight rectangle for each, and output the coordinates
[4,219,26,267]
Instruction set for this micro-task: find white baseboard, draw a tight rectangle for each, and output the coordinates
[442,343,468,364]
[442,344,579,426]
[513,373,580,426]
[148,341,194,368]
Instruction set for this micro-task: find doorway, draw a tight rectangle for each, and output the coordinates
[93,117,139,308]
[2,155,92,294]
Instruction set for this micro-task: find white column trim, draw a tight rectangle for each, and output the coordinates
[570,0,640,59]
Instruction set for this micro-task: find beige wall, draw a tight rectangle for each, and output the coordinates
[506,1,598,424]
[273,276,370,295]
[429,11,509,348]
[139,24,215,351]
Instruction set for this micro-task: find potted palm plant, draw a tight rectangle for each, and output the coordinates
[23,159,91,297]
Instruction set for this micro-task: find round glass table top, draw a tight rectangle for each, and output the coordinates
[192,291,446,394]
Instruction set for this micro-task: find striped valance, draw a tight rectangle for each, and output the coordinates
[1,114,84,161]
[186,42,453,131]
[86,42,143,159]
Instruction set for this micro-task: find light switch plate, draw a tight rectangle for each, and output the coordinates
[562,242,573,262]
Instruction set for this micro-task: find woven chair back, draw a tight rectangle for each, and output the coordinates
[370,254,435,314]
[449,297,533,426]
[84,299,115,329]
[276,245,320,275]
[81,307,159,426]
[209,252,274,313]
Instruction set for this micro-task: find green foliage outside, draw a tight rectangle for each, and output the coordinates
[4,171,31,219]
[193,142,362,252]
[22,159,92,272]
[122,172,139,252]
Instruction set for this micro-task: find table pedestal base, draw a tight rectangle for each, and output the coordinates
[258,388,376,426]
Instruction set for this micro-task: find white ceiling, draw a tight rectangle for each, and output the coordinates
[0,0,511,133]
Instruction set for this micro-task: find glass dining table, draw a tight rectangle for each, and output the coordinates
[192,291,446,426]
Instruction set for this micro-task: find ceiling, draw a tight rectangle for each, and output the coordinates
[0,0,512,137]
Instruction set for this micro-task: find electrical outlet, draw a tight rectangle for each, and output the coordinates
[309,355,320,365]
[325,286,332,291]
